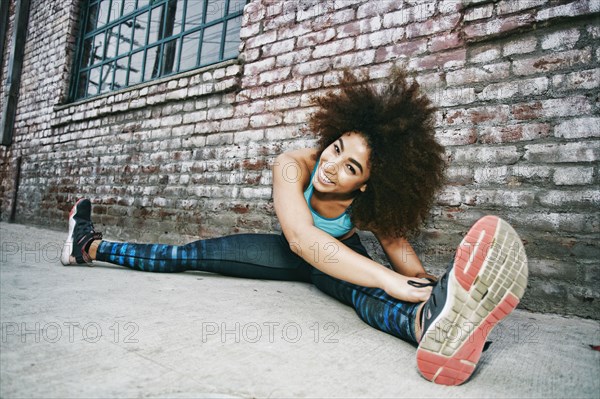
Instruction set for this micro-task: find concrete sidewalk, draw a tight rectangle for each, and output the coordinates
[1,222,599,398]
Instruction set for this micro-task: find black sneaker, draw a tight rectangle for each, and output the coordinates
[416,215,528,385]
[60,199,102,265]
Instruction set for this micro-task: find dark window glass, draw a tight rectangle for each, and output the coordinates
[144,44,161,81]
[72,0,246,100]
[85,2,99,33]
[81,36,94,68]
[77,71,88,98]
[165,0,184,37]
[161,38,179,75]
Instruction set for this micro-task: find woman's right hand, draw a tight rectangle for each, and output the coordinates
[382,272,432,303]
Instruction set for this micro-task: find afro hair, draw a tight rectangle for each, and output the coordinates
[308,67,446,238]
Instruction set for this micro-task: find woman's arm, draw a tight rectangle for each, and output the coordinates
[376,235,428,277]
[272,149,431,303]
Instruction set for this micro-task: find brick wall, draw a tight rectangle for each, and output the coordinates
[0,0,598,318]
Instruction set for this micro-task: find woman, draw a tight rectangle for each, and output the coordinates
[61,68,528,385]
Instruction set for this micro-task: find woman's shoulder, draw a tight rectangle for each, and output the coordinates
[278,148,319,183]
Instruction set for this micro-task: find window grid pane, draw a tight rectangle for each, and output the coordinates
[72,0,245,100]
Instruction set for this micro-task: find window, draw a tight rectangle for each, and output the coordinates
[70,0,246,100]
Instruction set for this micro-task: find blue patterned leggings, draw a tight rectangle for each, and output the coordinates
[96,232,420,344]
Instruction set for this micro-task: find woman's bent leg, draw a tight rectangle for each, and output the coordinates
[95,233,312,282]
[309,234,420,344]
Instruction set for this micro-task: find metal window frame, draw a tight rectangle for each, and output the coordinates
[1,0,32,147]
[69,0,244,101]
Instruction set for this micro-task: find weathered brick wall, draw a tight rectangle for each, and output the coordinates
[0,0,598,318]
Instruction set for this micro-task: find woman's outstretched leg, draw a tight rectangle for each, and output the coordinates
[94,234,311,281]
[309,233,422,344]
[62,199,311,282]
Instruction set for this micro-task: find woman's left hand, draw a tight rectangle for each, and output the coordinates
[382,272,433,303]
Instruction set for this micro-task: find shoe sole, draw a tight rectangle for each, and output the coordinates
[416,215,528,385]
[60,198,84,266]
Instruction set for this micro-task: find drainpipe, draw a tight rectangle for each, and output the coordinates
[9,156,21,223]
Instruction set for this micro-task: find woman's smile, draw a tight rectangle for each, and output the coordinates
[318,164,335,185]
[313,132,371,195]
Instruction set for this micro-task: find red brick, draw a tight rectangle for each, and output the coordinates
[554,117,600,139]
[497,0,546,15]
[443,105,511,126]
[375,38,428,63]
[464,4,493,21]
[436,127,477,146]
[524,142,600,163]
[261,38,296,57]
[464,13,534,41]
[296,28,336,48]
[503,36,537,56]
[410,48,466,71]
[337,16,382,39]
[512,49,592,75]
[429,32,463,52]
[479,123,551,144]
[245,57,276,76]
[357,1,402,19]
[535,0,600,22]
[356,28,405,50]
[552,68,600,91]
[312,37,355,58]
[245,30,277,49]
[511,96,592,120]
[446,63,510,86]
[406,13,461,39]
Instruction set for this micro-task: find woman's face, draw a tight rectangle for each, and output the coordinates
[314,132,371,196]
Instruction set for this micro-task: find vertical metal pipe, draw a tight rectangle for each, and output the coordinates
[9,156,21,223]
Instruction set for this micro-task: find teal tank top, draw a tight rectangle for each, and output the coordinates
[303,160,354,238]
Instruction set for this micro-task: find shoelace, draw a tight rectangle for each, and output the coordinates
[74,220,103,262]
[413,268,451,328]
[75,220,100,243]
[407,279,437,288]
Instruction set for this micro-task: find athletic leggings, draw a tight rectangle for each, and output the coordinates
[96,232,420,344]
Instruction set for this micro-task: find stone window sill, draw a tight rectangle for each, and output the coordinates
[51,59,241,128]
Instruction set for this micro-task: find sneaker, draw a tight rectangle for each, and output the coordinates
[416,215,528,385]
[60,198,103,265]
